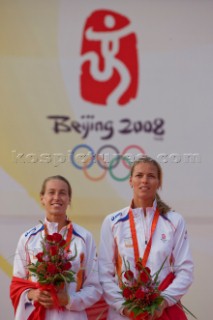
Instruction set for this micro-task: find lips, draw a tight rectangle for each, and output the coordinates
[51,203,62,206]
[139,186,149,190]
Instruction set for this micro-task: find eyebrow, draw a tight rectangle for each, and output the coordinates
[135,171,157,175]
[47,188,68,192]
[135,171,156,174]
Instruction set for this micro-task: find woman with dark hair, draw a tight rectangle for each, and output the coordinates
[99,156,194,319]
[10,175,102,320]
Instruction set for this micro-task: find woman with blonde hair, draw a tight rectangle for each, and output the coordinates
[99,156,194,319]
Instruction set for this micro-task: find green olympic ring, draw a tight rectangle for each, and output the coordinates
[108,155,132,182]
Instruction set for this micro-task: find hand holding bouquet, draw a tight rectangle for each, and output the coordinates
[120,258,166,319]
[27,230,77,289]
[120,257,197,320]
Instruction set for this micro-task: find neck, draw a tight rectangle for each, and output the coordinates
[57,219,68,232]
[46,215,68,232]
[132,197,155,209]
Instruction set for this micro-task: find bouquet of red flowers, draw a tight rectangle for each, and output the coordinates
[27,230,77,289]
[120,257,197,320]
[120,258,166,320]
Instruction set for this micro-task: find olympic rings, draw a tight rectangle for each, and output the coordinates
[109,156,131,182]
[121,145,145,169]
[96,144,120,169]
[83,155,107,181]
[70,143,146,182]
[70,144,95,169]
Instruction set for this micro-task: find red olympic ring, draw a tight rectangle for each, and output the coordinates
[121,145,145,169]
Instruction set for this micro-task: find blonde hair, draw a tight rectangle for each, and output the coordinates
[130,156,171,215]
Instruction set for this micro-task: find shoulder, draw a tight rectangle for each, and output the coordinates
[102,206,129,228]
[16,223,44,247]
[72,222,94,243]
[20,223,44,240]
[162,210,187,229]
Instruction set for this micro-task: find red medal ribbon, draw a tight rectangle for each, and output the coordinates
[44,220,73,252]
[129,205,160,267]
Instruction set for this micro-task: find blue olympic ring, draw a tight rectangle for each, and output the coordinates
[70,144,95,170]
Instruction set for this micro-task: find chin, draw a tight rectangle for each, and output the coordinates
[50,211,65,217]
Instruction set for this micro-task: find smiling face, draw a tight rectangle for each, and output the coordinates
[129,162,160,208]
[40,179,71,222]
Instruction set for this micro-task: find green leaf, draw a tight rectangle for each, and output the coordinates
[152,256,168,284]
[178,302,197,319]
[149,304,157,315]
[27,267,37,273]
[162,294,197,319]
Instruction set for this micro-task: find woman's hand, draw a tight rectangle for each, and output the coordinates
[27,287,69,308]
[122,300,168,319]
[122,307,131,317]
[150,300,168,319]
[27,289,54,308]
[57,289,69,307]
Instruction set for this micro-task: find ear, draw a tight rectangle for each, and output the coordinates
[129,176,133,188]
[40,194,45,206]
[156,181,161,191]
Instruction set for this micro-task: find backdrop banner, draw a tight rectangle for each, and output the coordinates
[1,1,212,319]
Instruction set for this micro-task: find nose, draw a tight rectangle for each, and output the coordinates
[141,175,148,183]
[53,192,60,200]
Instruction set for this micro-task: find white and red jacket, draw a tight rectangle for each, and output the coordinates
[98,200,194,320]
[11,219,103,320]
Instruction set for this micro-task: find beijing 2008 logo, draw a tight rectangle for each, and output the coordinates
[80,9,139,107]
